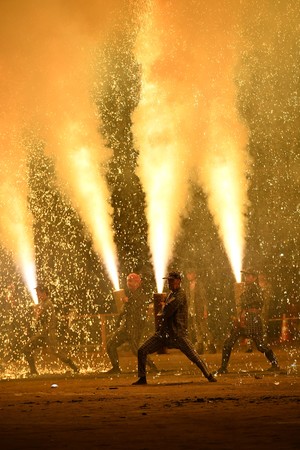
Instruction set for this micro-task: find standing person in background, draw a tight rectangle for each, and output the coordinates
[132,272,216,385]
[185,269,216,354]
[23,285,79,376]
[0,284,19,371]
[0,283,37,374]
[105,273,157,375]
[0,284,19,362]
[216,268,279,374]
[258,272,274,341]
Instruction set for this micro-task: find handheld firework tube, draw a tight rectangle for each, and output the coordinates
[153,293,168,354]
[113,289,125,313]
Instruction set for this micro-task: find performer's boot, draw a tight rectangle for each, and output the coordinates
[105,365,121,374]
[132,376,147,385]
[265,349,280,371]
[147,359,159,372]
[207,374,217,382]
[215,346,231,374]
[66,358,79,373]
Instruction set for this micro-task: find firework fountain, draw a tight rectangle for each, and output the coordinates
[132,0,249,289]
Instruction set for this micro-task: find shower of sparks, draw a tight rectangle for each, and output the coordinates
[197,94,250,283]
[172,0,250,284]
[132,1,191,293]
[63,144,120,290]
[20,256,38,304]
[0,1,126,294]
[132,0,249,286]
[0,0,299,378]
[35,4,124,292]
[0,189,38,304]
[203,161,247,283]
[0,137,38,304]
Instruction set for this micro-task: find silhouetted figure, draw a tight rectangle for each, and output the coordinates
[23,285,79,376]
[133,272,216,385]
[216,268,279,375]
[105,273,157,374]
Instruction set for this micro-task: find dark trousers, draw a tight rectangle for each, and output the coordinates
[106,329,156,370]
[23,334,77,373]
[137,333,212,378]
[221,326,278,369]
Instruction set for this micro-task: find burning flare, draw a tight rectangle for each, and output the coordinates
[0,138,38,303]
[133,1,249,284]
[132,1,190,292]
[60,142,119,290]
[0,1,125,291]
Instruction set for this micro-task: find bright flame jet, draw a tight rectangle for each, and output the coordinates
[201,159,247,283]
[0,1,129,294]
[195,82,249,283]
[0,145,38,304]
[132,0,249,283]
[62,142,119,290]
[132,2,190,293]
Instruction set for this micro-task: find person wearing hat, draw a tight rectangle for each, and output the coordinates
[132,271,216,385]
[23,285,79,376]
[104,273,157,374]
[215,268,279,375]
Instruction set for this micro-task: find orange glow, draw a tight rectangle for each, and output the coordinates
[59,144,119,290]
[198,99,249,283]
[205,164,245,283]
[0,163,38,303]
[132,2,190,292]
[0,1,128,296]
[133,1,249,285]
[21,258,38,304]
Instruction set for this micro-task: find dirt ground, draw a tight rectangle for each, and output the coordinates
[0,344,299,450]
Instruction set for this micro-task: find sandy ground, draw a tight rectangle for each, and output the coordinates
[0,344,299,450]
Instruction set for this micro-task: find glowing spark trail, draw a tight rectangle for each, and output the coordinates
[0,138,38,303]
[133,1,249,284]
[59,143,120,290]
[132,1,190,292]
[0,1,126,292]
[191,8,250,283]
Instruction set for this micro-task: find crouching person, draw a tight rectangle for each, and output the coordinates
[133,272,216,385]
[23,285,79,376]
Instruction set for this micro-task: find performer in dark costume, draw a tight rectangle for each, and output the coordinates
[23,285,79,376]
[216,268,279,374]
[105,273,157,374]
[132,272,216,385]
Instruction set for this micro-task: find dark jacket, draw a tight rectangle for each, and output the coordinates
[158,287,188,338]
[239,282,264,335]
[117,288,148,344]
[240,282,264,311]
